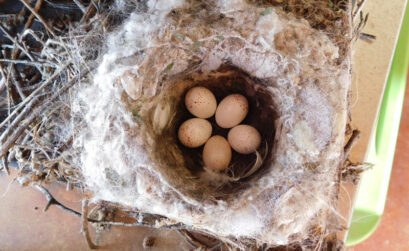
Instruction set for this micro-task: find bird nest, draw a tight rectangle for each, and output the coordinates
[0,0,370,250]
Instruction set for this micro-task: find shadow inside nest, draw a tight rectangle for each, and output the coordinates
[170,65,278,196]
[139,64,278,201]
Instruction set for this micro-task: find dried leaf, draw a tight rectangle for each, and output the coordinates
[164,62,174,73]
[132,109,142,124]
[192,41,202,50]
[175,33,185,40]
[260,7,272,16]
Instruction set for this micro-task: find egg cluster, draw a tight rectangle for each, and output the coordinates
[178,86,262,172]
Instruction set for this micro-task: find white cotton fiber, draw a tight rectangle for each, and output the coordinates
[72,0,352,247]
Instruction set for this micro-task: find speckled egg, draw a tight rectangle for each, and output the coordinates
[185,86,217,118]
[178,118,212,148]
[202,135,232,172]
[228,125,261,154]
[215,94,248,128]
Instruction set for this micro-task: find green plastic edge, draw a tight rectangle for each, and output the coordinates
[346,3,409,246]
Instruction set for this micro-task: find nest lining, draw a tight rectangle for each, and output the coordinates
[67,0,353,247]
[144,65,277,196]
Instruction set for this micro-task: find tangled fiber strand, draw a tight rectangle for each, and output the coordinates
[0,0,120,188]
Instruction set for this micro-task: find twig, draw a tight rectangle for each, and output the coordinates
[0,63,69,130]
[25,0,43,31]
[34,185,187,229]
[1,153,10,175]
[344,129,361,159]
[19,0,57,37]
[82,199,97,249]
[90,0,101,12]
[34,186,232,249]
[10,65,27,100]
[342,158,373,184]
[34,184,81,216]
[73,0,87,13]
[22,72,42,91]
[0,56,14,119]
[0,66,90,159]
[0,95,38,144]
[177,229,207,249]
[0,14,18,18]
[359,32,376,42]
[21,29,46,47]
[0,23,36,62]
[352,0,366,20]
[11,0,43,61]
[80,0,98,24]
[353,11,370,41]
[0,64,8,94]
[0,58,56,67]
[0,78,5,94]
[17,0,28,20]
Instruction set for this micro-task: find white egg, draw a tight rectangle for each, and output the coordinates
[215,94,248,128]
[202,135,232,171]
[228,125,261,154]
[185,86,217,118]
[178,118,212,148]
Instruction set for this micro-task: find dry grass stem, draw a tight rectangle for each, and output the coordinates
[19,0,57,37]
[0,66,90,158]
[344,129,361,159]
[81,199,98,249]
[0,63,69,130]
[0,23,36,62]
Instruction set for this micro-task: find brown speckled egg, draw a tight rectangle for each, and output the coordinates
[202,135,232,171]
[185,87,217,118]
[215,94,248,128]
[178,118,212,148]
[228,125,261,154]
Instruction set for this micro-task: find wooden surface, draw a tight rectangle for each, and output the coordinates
[0,169,190,251]
[1,0,408,250]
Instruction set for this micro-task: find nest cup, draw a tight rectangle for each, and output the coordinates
[129,64,277,201]
[72,0,354,246]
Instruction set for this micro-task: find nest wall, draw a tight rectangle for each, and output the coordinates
[72,0,352,246]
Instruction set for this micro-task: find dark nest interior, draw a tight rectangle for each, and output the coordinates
[163,65,277,196]
[0,0,371,250]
